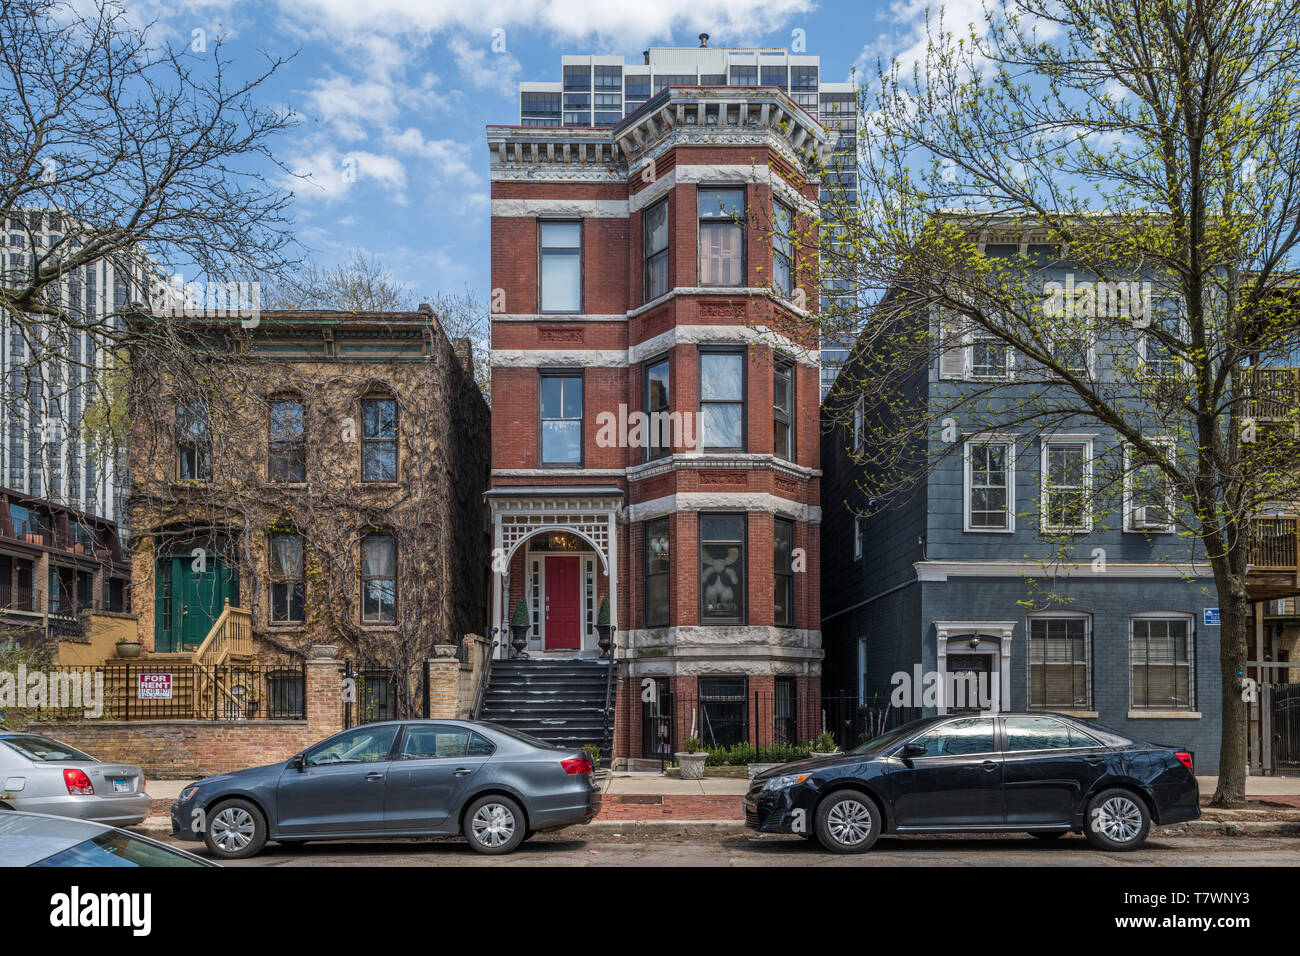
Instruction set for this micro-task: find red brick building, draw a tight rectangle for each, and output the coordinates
[486,84,829,765]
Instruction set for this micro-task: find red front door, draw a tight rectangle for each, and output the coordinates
[545,556,582,650]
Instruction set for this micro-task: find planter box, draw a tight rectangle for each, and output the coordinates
[675,752,707,780]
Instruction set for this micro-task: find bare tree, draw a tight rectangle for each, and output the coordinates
[814,0,1300,805]
[0,0,299,526]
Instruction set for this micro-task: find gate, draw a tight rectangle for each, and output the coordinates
[642,682,673,763]
[1272,683,1300,771]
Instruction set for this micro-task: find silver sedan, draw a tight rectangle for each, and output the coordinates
[0,732,152,826]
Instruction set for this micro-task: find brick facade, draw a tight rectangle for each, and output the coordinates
[487,88,831,765]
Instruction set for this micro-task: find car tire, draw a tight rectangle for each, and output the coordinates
[1029,831,1066,841]
[814,789,881,854]
[202,798,268,860]
[1084,788,1151,851]
[463,795,526,855]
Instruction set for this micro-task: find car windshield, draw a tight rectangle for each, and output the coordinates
[848,719,934,756]
[2,735,95,762]
[33,831,207,868]
[479,722,557,750]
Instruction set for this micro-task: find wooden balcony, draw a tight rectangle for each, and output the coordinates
[1242,367,1300,422]
[1247,515,1300,600]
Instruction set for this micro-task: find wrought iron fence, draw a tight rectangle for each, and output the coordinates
[32,662,306,721]
[639,690,922,765]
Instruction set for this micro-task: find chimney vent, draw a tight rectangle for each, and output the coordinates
[699,33,709,48]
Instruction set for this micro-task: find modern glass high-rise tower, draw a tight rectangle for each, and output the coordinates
[518,37,859,399]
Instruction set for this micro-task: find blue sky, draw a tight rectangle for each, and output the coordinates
[122,0,981,303]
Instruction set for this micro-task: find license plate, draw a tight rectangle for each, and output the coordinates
[113,778,130,793]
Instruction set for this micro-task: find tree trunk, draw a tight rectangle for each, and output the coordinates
[1211,584,1250,807]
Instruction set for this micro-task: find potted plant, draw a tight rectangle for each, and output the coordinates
[115,635,142,659]
[595,597,612,655]
[675,736,708,780]
[810,730,841,758]
[509,598,531,657]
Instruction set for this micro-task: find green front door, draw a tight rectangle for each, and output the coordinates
[155,552,239,653]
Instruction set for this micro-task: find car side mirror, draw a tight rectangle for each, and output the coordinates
[290,754,306,771]
[901,742,926,759]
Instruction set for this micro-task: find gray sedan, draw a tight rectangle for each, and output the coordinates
[170,719,602,860]
[0,733,152,826]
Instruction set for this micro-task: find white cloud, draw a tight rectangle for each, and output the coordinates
[446,34,520,98]
[285,147,408,202]
[385,128,480,186]
[273,0,813,46]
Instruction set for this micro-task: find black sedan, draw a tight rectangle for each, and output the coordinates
[170,719,601,860]
[746,713,1200,853]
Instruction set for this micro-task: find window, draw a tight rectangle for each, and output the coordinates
[540,221,582,312]
[698,676,747,748]
[563,65,590,91]
[400,725,479,759]
[853,514,865,559]
[359,397,398,481]
[857,637,869,702]
[176,402,211,481]
[269,533,305,624]
[791,65,819,90]
[360,534,396,624]
[267,672,304,718]
[698,188,745,287]
[644,518,670,627]
[1005,716,1097,751]
[1027,616,1091,709]
[965,440,1014,531]
[775,676,798,744]
[729,65,757,85]
[761,65,788,89]
[699,351,744,450]
[772,202,794,297]
[852,394,864,456]
[1124,439,1175,532]
[643,199,669,302]
[1050,322,1092,377]
[644,357,670,460]
[773,360,794,461]
[1131,616,1194,710]
[304,724,398,766]
[774,517,795,627]
[1041,440,1091,532]
[594,65,622,90]
[540,372,583,464]
[700,514,745,623]
[1142,298,1182,377]
[909,717,996,756]
[268,398,306,482]
[970,331,1011,379]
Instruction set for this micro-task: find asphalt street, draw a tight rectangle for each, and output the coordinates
[152,830,1300,867]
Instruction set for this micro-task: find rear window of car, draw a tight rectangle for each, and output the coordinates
[478,723,557,750]
[2,735,95,762]
[33,832,208,868]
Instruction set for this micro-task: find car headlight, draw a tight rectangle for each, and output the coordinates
[181,784,201,801]
[763,772,812,791]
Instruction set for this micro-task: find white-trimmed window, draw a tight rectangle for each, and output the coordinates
[970,330,1012,380]
[1129,613,1195,711]
[1123,438,1176,532]
[937,310,1013,381]
[1027,614,1091,710]
[853,514,864,559]
[964,438,1015,532]
[1139,297,1184,378]
[1040,438,1092,532]
[1048,321,1093,378]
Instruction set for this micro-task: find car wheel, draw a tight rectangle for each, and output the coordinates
[1029,831,1066,841]
[814,789,881,854]
[1085,789,1150,851]
[464,795,526,855]
[203,798,268,860]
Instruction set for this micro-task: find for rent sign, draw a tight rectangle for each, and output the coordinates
[137,673,174,699]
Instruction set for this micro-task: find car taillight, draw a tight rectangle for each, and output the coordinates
[64,768,94,796]
[561,756,594,775]
[1175,752,1193,772]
